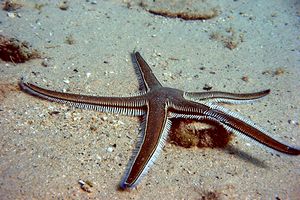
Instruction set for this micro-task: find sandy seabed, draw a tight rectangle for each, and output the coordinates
[0,0,299,199]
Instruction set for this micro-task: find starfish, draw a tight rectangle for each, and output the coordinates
[20,52,300,190]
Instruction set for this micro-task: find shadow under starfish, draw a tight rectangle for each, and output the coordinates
[19,52,300,190]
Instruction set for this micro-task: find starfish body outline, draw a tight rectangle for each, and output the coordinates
[20,52,300,189]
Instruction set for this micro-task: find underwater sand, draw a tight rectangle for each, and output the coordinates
[0,0,299,199]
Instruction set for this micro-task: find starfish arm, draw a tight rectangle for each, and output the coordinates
[120,101,171,189]
[170,101,299,155]
[184,89,270,104]
[134,52,162,91]
[203,105,300,155]
[20,78,146,116]
[168,100,210,117]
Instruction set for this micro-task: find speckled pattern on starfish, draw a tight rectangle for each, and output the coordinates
[19,52,300,190]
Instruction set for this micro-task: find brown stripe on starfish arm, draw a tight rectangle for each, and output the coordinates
[184,89,270,103]
[207,109,300,155]
[134,52,162,90]
[19,78,146,115]
[120,102,171,189]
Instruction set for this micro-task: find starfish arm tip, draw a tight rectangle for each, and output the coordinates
[286,146,300,156]
[265,89,271,94]
[19,76,29,91]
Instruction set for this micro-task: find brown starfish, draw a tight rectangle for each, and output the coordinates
[20,52,300,189]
